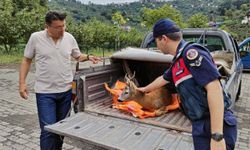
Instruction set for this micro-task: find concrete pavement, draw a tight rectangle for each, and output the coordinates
[0,64,79,150]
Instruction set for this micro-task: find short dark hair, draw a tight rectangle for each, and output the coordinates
[165,31,182,41]
[45,11,67,25]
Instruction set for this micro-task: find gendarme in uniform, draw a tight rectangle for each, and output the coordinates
[151,18,237,150]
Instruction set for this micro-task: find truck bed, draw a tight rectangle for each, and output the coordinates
[79,63,192,133]
[85,94,191,133]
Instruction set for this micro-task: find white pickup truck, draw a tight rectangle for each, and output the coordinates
[45,28,243,150]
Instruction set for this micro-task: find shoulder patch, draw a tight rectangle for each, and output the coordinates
[186,49,198,60]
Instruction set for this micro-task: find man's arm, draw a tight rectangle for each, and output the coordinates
[137,75,168,93]
[19,57,32,99]
[205,79,226,149]
[75,54,88,62]
[75,54,101,64]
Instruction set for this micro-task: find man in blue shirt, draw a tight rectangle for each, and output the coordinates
[137,19,237,150]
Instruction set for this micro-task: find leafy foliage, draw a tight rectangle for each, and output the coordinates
[66,18,143,53]
[50,0,249,42]
[0,0,48,54]
[187,13,209,28]
[0,0,249,56]
[112,11,126,25]
[48,0,166,27]
[142,4,185,28]
[0,0,19,54]
[219,2,250,40]
[172,0,220,17]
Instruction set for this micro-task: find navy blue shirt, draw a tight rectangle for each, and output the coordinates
[163,41,221,87]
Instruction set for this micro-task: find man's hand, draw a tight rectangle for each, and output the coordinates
[211,139,226,150]
[88,55,101,64]
[136,75,168,94]
[136,87,148,93]
[19,83,29,100]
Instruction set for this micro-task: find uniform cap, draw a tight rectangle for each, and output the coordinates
[153,19,180,38]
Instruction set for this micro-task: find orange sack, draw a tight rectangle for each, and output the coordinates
[104,80,179,119]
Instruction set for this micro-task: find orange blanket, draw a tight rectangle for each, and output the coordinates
[104,80,179,119]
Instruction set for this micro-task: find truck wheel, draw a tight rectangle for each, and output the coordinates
[236,81,241,101]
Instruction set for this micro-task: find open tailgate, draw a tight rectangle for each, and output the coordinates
[45,112,193,150]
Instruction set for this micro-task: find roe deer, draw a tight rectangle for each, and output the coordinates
[118,74,177,116]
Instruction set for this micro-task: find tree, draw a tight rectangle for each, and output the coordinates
[69,19,115,52]
[142,4,185,29]
[0,0,20,54]
[187,13,209,28]
[112,11,127,50]
[12,0,44,11]
[40,0,48,7]
[221,3,250,41]
[17,6,47,43]
[112,11,126,26]
[0,0,48,54]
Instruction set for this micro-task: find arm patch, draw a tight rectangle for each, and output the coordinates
[186,49,198,60]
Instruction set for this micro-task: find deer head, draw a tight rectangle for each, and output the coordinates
[118,73,140,102]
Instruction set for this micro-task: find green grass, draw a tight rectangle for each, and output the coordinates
[0,50,115,64]
[86,49,115,57]
[0,54,23,64]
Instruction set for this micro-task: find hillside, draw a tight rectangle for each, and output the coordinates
[49,0,167,26]
[49,0,229,24]
[49,0,249,39]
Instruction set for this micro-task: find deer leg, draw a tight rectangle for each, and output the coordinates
[165,94,180,111]
[155,107,167,116]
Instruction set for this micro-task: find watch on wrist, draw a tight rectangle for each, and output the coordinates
[211,133,224,142]
[87,54,93,60]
